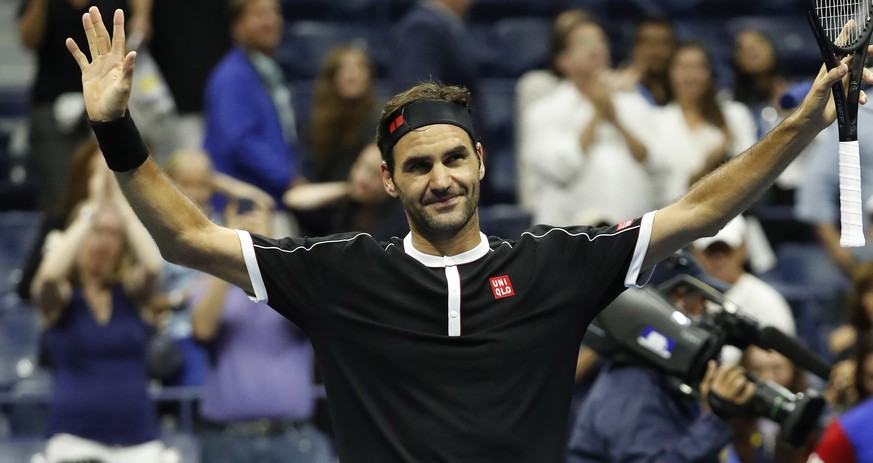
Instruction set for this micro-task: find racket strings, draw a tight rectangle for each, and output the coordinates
[816,0,873,46]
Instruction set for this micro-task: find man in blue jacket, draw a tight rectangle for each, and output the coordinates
[203,0,297,206]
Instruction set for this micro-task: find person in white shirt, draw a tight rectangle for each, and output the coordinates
[692,215,796,364]
[655,42,758,206]
[519,16,661,225]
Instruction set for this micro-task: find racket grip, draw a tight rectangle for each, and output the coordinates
[839,140,866,247]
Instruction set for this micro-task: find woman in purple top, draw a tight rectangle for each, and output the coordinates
[31,161,164,463]
[190,201,333,463]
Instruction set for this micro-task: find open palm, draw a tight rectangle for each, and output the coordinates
[66,7,136,122]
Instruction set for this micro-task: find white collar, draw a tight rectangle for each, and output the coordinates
[403,232,490,267]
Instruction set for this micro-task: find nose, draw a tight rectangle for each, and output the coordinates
[429,163,453,191]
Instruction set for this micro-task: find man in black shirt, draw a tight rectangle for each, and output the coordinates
[67,8,871,462]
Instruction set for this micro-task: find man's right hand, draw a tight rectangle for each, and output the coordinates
[65,7,136,122]
[700,360,755,414]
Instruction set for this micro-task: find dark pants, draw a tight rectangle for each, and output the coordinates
[200,420,333,463]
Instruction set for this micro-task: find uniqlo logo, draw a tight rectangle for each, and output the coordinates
[490,275,515,299]
[616,219,634,231]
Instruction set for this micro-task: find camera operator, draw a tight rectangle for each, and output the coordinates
[566,357,754,462]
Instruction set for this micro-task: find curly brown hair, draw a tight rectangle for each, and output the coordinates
[376,82,474,172]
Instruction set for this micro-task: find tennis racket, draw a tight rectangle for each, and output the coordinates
[807,0,873,247]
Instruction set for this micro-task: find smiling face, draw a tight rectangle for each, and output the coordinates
[381,124,483,244]
[669,45,713,103]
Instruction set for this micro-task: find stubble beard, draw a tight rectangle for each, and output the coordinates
[400,184,480,243]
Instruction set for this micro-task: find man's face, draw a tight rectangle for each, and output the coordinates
[695,242,745,284]
[633,23,675,75]
[233,0,283,55]
[381,124,483,242]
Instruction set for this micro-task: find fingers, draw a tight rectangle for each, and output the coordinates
[110,9,126,57]
[122,51,137,80]
[82,12,100,59]
[89,7,111,55]
[65,38,89,72]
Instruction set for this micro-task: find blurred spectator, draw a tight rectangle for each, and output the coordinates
[655,42,757,205]
[203,0,299,219]
[515,9,593,115]
[282,144,407,240]
[626,15,676,106]
[152,148,274,386]
[812,337,873,462]
[293,45,382,235]
[191,202,333,463]
[795,105,873,276]
[519,16,661,225]
[17,139,101,302]
[30,165,164,462]
[828,260,873,362]
[148,0,232,154]
[334,144,407,239]
[728,346,813,463]
[692,215,795,364]
[567,358,754,463]
[17,0,150,212]
[514,8,592,211]
[730,29,789,138]
[390,0,478,96]
[305,46,380,184]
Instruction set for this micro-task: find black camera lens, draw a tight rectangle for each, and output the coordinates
[746,380,826,447]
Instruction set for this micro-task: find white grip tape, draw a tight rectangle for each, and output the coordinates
[839,140,865,247]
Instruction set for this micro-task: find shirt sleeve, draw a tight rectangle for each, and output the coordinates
[812,420,857,463]
[236,230,353,326]
[527,211,655,319]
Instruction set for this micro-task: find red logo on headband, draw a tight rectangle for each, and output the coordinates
[388,115,404,134]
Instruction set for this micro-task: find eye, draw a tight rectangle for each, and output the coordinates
[404,160,431,174]
[445,153,465,165]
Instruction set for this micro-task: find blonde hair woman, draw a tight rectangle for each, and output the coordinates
[31,160,164,463]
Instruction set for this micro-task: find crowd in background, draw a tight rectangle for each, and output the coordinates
[2,0,873,461]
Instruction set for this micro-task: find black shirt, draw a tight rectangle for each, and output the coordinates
[240,213,654,463]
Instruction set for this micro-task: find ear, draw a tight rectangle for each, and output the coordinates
[380,162,398,198]
[476,142,485,180]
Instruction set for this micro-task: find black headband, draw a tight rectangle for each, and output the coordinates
[378,99,476,156]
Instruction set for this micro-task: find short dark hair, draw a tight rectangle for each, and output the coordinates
[632,15,675,42]
[376,82,474,173]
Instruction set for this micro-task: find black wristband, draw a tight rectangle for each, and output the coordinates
[89,112,150,172]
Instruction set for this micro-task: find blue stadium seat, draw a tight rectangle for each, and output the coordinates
[0,437,45,463]
[761,243,849,358]
[476,78,517,204]
[491,18,553,78]
[277,22,378,80]
[0,307,39,390]
[0,212,41,292]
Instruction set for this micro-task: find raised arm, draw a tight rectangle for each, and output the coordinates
[642,56,873,271]
[66,7,253,293]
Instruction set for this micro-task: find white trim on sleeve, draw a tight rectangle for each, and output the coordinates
[236,230,268,303]
[625,211,656,288]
